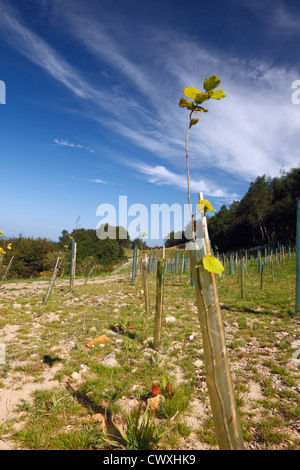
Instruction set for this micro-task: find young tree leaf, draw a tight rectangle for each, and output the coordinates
[183,86,202,100]
[190,118,199,127]
[210,89,226,100]
[202,255,224,276]
[194,106,208,113]
[194,92,210,104]
[197,199,216,214]
[179,97,195,110]
[203,75,221,92]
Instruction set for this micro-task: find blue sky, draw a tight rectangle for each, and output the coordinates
[0,0,299,246]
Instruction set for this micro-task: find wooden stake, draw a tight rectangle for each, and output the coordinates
[179,250,184,282]
[271,255,275,281]
[142,255,150,315]
[43,257,60,305]
[69,239,76,293]
[131,243,138,284]
[0,256,14,288]
[240,257,244,299]
[153,259,164,351]
[84,265,95,285]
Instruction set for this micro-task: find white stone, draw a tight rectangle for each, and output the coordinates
[164,316,176,323]
[194,359,203,368]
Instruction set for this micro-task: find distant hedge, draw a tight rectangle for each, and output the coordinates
[1,227,129,279]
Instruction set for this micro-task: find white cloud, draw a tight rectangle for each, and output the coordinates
[54,139,83,148]
[133,162,239,201]
[1,0,299,196]
[0,1,93,99]
[53,139,94,152]
[238,0,300,35]
[90,178,108,184]
[0,0,145,123]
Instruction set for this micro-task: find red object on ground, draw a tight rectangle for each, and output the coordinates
[151,385,160,396]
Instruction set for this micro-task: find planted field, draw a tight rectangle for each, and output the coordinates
[0,252,299,450]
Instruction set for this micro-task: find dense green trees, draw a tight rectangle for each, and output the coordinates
[3,167,299,279]
[58,228,125,267]
[3,235,57,278]
[164,230,188,248]
[162,167,300,252]
[2,226,130,279]
[207,167,300,252]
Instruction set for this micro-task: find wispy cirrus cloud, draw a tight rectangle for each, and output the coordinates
[1,0,299,202]
[132,162,239,201]
[53,139,94,152]
[238,0,300,35]
[89,178,108,184]
[0,0,146,120]
[0,1,91,99]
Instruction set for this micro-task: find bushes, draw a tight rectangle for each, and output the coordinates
[5,236,56,279]
[2,228,127,280]
[59,228,125,269]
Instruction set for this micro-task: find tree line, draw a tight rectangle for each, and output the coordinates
[2,167,299,279]
[165,167,300,253]
[0,225,139,279]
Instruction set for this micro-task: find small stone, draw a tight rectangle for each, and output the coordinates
[92,413,106,432]
[194,359,203,368]
[164,316,176,324]
[147,395,160,412]
[70,372,81,380]
[102,352,119,367]
[131,384,143,393]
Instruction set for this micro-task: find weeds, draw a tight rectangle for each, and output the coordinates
[0,251,299,450]
[113,401,171,450]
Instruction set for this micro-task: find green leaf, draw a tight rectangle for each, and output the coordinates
[190,118,199,127]
[202,255,224,276]
[203,75,221,92]
[194,92,210,104]
[179,97,195,110]
[162,375,168,390]
[197,199,216,214]
[210,89,226,100]
[183,86,202,100]
[194,106,208,113]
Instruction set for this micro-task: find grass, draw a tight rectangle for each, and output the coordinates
[113,401,171,450]
[0,250,299,450]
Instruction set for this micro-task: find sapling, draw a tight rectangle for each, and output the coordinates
[179,75,245,450]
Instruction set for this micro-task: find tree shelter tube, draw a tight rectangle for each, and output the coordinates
[188,239,245,450]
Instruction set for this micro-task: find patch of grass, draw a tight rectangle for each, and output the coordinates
[49,423,107,450]
[158,382,193,419]
[14,388,98,449]
[113,401,171,450]
[255,416,290,445]
[1,252,299,450]
[195,417,217,447]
